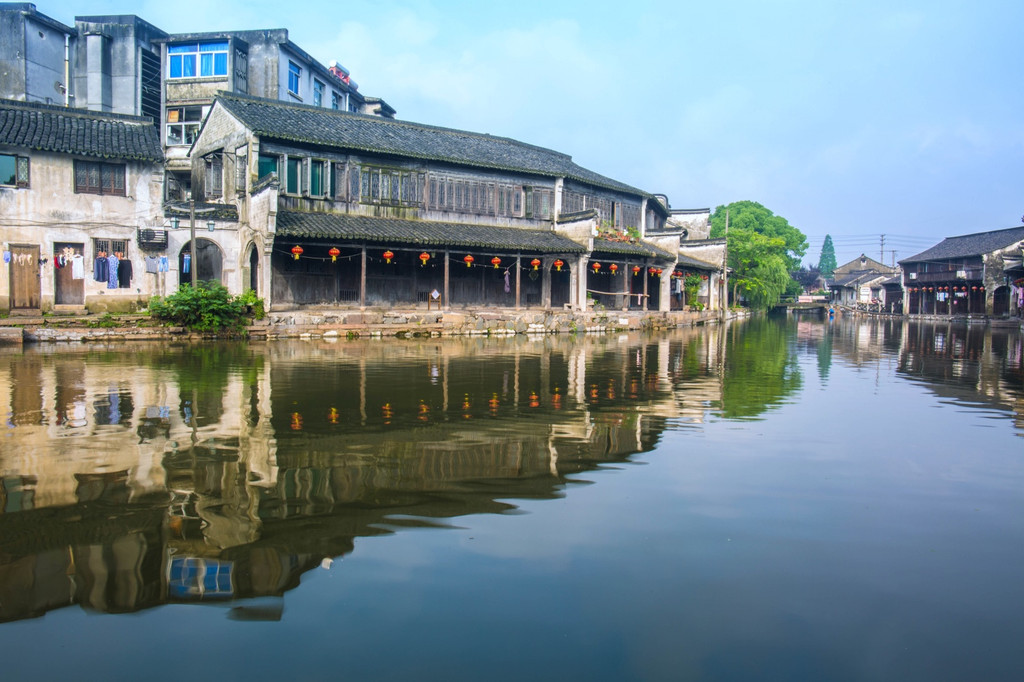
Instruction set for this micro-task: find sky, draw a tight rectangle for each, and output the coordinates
[41,0,1024,267]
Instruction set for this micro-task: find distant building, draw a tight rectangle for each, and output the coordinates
[900,226,1024,317]
[828,254,900,313]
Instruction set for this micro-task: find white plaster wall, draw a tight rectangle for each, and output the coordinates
[0,147,164,311]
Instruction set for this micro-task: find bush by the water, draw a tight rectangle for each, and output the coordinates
[149,282,260,331]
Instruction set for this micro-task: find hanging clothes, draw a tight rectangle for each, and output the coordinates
[94,256,108,282]
[2,251,10,264]
[107,253,119,289]
[70,254,85,280]
[145,256,159,274]
[118,258,133,288]
[159,256,169,272]
[183,253,191,274]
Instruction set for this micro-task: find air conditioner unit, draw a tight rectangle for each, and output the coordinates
[956,270,966,278]
[908,272,917,280]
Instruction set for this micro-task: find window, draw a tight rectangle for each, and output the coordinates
[331,92,340,110]
[288,62,301,95]
[166,106,204,146]
[257,154,278,179]
[309,160,330,197]
[74,160,125,196]
[168,42,228,79]
[286,157,302,194]
[352,165,425,207]
[93,238,128,259]
[0,153,29,188]
[204,153,222,198]
[313,80,324,107]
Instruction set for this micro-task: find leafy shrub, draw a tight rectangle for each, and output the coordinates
[237,288,266,320]
[149,281,247,332]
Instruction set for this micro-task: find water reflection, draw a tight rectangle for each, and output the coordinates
[0,318,1021,624]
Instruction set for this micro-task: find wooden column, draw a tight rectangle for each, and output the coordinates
[515,254,522,309]
[642,262,649,311]
[541,257,552,309]
[359,245,367,309]
[443,248,450,310]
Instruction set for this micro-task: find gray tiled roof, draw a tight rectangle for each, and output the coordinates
[674,253,719,270]
[592,238,676,260]
[216,92,652,199]
[276,212,587,253]
[0,99,163,162]
[901,226,1024,263]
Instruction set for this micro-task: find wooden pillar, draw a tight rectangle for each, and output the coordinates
[443,248,450,310]
[620,262,629,311]
[541,257,552,309]
[515,254,522,309]
[642,262,649,311]
[359,245,367,309]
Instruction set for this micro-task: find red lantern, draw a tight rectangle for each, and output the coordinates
[632,265,641,276]
[491,256,502,269]
[673,270,683,279]
[971,286,977,291]
[609,263,618,275]
[531,258,541,271]
[592,262,601,273]
[701,274,709,280]
[553,259,564,272]
[419,252,430,266]
[656,268,664,276]
[464,254,474,268]
[383,249,394,264]
[291,245,304,260]
[328,247,341,262]
[648,267,657,276]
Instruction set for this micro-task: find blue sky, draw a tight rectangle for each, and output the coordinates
[43,0,1024,267]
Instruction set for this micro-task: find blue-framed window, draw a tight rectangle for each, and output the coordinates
[288,62,301,95]
[168,42,229,79]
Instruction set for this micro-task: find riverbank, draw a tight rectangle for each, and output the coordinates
[0,307,745,345]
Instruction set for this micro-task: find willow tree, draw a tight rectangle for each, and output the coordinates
[710,201,808,309]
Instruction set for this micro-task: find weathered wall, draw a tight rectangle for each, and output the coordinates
[0,147,165,312]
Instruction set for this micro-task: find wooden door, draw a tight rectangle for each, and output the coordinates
[54,242,85,305]
[9,245,40,311]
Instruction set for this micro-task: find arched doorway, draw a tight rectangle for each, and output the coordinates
[178,238,223,285]
[993,285,1010,316]
[247,243,260,293]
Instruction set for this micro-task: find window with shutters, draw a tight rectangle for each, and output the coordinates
[74,160,125,196]
[204,153,223,198]
[351,164,425,207]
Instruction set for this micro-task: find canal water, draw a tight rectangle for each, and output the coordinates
[0,317,1022,681]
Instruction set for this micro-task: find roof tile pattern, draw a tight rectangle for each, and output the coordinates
[591,238,676,260]
[217,93,647,197]
[903,226,1024,263]
[276,212,587,253]
[0,99,163,162]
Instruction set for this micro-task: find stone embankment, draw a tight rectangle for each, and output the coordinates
[0,308,739,345]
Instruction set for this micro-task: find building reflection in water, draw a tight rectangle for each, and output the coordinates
[1,321,1019,623]
[0,330,726,623]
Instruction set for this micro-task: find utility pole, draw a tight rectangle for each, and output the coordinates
[720,209,729,321]
[891,250,897,268]
[189,198,197,288]
[879,234,886,264]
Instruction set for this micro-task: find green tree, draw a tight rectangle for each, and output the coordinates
[818,234,837,278]
[710,201,808,308]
